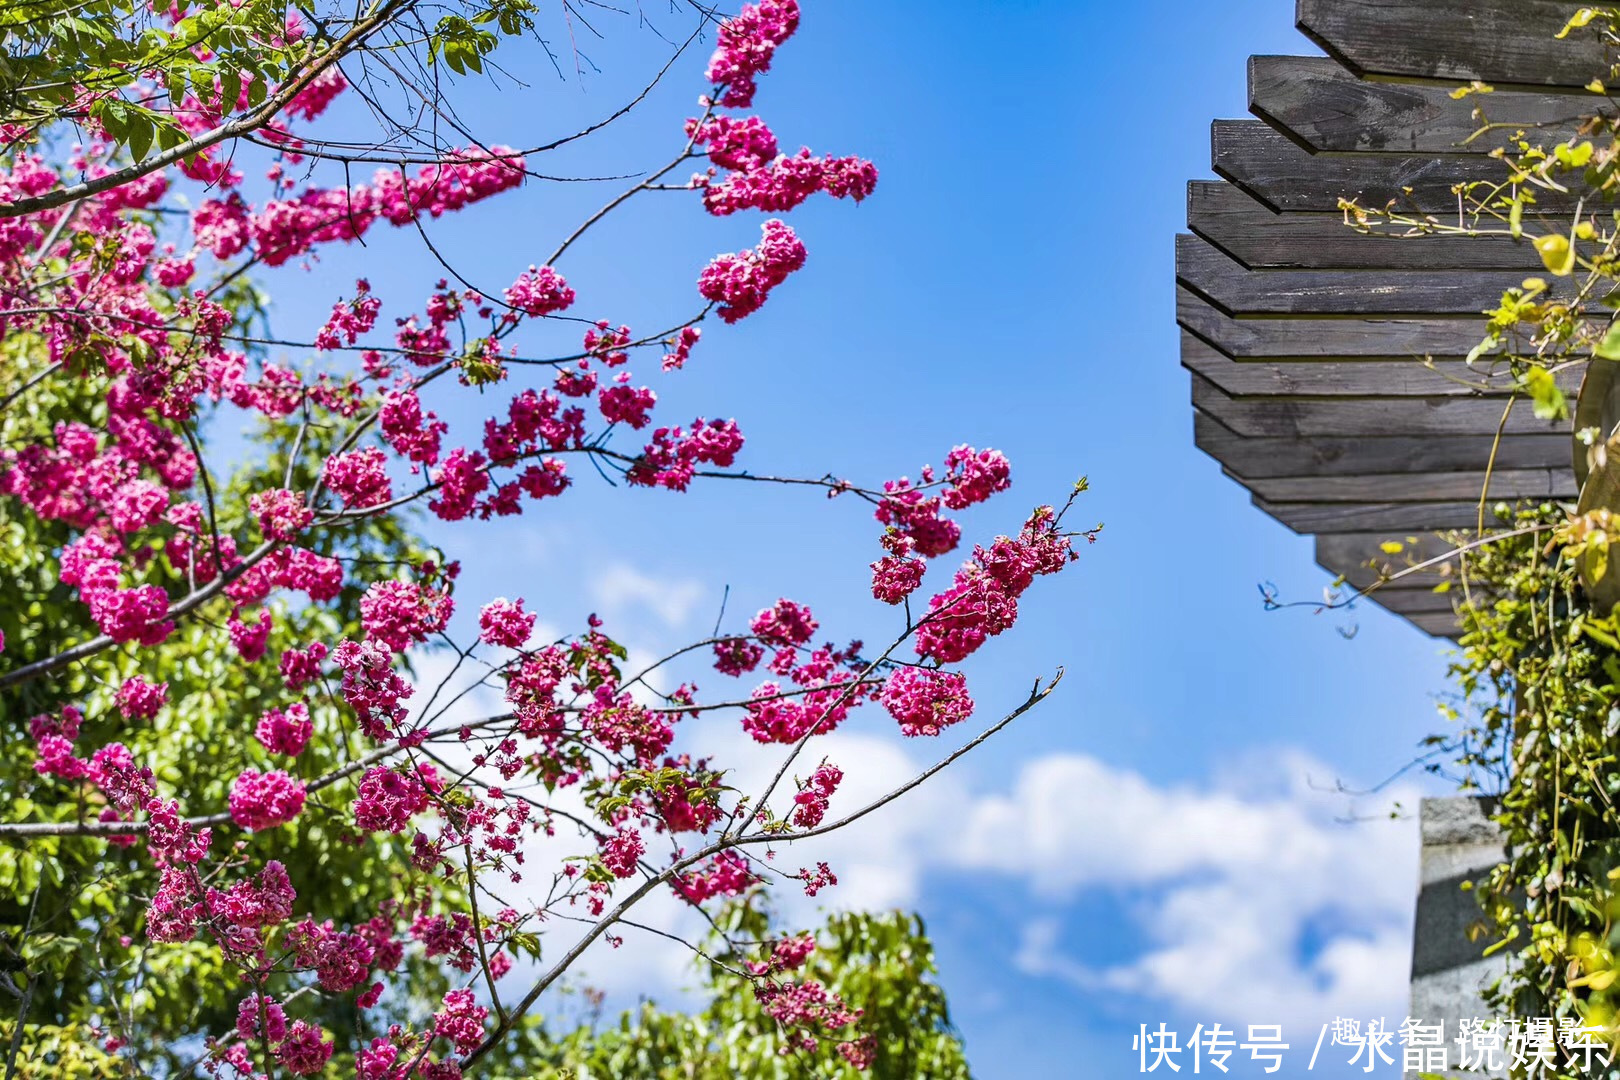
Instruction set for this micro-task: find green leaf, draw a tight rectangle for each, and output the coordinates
[219,68,241,112]
[1523,364,1569,420]
[125,115,153,161]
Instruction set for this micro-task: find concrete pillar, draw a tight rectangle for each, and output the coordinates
[1405,795,1509,1080]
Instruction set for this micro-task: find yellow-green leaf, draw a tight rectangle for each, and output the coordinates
[1535,233,1576,276]
[1558,8,1598,37]
[1597,322,1620,360]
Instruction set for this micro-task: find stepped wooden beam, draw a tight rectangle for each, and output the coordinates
[1296,0,1610,88]
[1178,0,1604,637]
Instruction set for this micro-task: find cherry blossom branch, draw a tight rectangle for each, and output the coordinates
[542,97,714,267]
[460,670,1063,1070]
[0,0,420,218]
[755,670,1062,842]
[0,710,519,837]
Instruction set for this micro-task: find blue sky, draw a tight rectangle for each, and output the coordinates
[242,0,1466,1073]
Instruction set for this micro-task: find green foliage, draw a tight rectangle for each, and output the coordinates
[0,1021,122,1077]
[0,0,305,157]
[483,904,974,1080]
[0,0,540,170]
[1446,509,1620,1076]
[1341,12,1620,1068]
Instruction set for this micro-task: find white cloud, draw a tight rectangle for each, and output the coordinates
[591,564,707,630]
[685,732,1418,1031]
[958,750,1419,1031]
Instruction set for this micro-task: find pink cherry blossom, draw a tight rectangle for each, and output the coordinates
[359,580,454,652]
[116,676,169,720]
[256,703,314,757]
[698,219,806,322]
[228,769,308,831]
[275,1020,333,1076]
[881,667,974,737]
[503,265,574,317]
[352,765,431,834]
[704,0,801,107]
[322,446,392,509]
[478,598,536,648]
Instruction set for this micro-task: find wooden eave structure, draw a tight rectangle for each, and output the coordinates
[1180,0,1609,637]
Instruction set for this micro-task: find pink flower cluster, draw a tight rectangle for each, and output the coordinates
[228,769,308,831]
[323,447,392,509]
[360,580,454,652]
[755,976,860,1055]
[250,487,313,541]
[662,326,702,371]
[627,418,745,491]
[352,765,431,834]
[117,676,168,720]
[334,639,415,739]
[256,703,314,757]
[434,988,489,1056]
[689,115,876,217]
[713,636,765,676]
[750,598,818,647]
[881,667,974,737]
[240,148,525,267]
[478,597,536,648]
[600,826,644,878]
[796,861,837,897]
[791,762,842,828]
[280,640,329,691]
[673,851,757,903]
[314,279,382,350]
[503,265,575,318]
[870,550,926,605]
[698,219,807,323]
[741,647,874,745]
[704,0,801,107]
[912,505,1074,663]
[380,388,447,467]
[275,1020,334,1076]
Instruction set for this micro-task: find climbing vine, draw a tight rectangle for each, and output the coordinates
[1337,9,1620,1071]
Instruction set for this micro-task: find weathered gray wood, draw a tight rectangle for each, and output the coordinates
[1181,332,1571,397]
[1242,468,1573,502]
[1296,0,1612,89]
[1318,531,1474,630]
[1249,55,1588,154]
[1365,586,1460,615]
[1405,609,1463,636]
[1177,233,1564,315]
[1318,531,1465,589]
[1255,496,1531,533]
[1194,411,1570,478]
[1187,182,1545,271]
[1213,120,1569,215]
[1178,287,1492,359]
[1320,555,1454,593]
[1190,374,1563,438]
